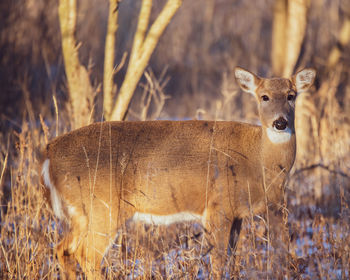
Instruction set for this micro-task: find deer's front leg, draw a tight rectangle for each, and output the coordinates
[267,205,290,274]
[204,204,241,278]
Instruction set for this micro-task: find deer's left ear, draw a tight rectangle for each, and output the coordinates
[292,68,316,93]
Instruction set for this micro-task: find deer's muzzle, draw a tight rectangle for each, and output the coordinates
[273,117,288,131]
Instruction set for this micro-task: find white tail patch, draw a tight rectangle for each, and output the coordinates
[266,127,292,144]
[67,205,76,217]
[132,211,203,226]
[42,159,64,219]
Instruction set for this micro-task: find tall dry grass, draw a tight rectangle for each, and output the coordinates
[1,68,349,278]
[1,0,350,279]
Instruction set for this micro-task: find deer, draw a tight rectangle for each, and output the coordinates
[40,67,316,279]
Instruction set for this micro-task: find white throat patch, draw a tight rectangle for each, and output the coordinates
[266,127,292,144]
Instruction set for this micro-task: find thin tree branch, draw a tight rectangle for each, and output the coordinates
[293,163,350,179]
[103,0,120,120]
[130,0,152,64]
[110,0,182,121]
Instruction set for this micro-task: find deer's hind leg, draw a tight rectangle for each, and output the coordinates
[56,204,117,280]
[56,208,88,280]
[73,232,112,280]
[69,202,133,280]
[56,237,78,280]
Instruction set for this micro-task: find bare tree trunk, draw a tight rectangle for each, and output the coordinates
[59,0,94,129]
[272,0,288,76]
[103,0,120,120]
[109,0,182,121]
[283,0,309,77]
[271,0,309,77]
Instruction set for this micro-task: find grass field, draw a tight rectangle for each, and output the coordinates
[1,76,349,278]
[1,0,350,279]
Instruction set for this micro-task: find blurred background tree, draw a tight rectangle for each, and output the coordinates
[59,0,181,128]
[58,0,95,129]
[327,2,350,68]
[1,0,349,127]
[0,0,349,146]
[272,0,310,77]
[108,0,182,121]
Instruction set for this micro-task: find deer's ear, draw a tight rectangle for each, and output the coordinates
[292,68,316,93]
[234,67,261,95]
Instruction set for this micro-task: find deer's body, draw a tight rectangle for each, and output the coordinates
[41,67,315,279]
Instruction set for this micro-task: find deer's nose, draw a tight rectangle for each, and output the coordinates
[273,117,288,130]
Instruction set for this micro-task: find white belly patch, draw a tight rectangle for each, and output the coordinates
[132,212,203,226]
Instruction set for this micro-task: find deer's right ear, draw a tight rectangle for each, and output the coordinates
[234,67,260,95]
[292,68,316,93]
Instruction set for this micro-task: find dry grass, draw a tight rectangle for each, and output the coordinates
[1,72,349,279]
[1,0,350,279]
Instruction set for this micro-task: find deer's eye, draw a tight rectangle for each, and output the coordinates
[261,95,269,101]
[287,94,295,101]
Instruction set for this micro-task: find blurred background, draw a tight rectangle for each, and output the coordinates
[0,0,349,278]
[0,0,348,120]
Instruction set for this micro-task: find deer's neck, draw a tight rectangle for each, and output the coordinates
[261,127,296,177]
[259,128,296,204]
